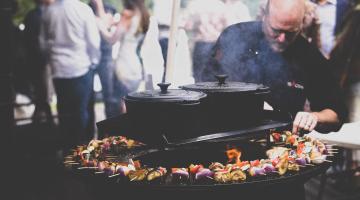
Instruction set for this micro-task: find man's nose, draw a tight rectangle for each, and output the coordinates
[276,33,286,43]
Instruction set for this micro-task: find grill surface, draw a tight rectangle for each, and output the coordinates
[69,140,332,190]
[74,111,330,200]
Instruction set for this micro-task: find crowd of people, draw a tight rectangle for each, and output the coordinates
[8,0,360,154]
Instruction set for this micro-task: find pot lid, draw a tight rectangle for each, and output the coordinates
[181,75,269,93]
[126,83,207,103]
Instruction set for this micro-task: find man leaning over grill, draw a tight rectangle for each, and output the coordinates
[204,0,347,137]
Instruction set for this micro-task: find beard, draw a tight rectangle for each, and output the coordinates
[268,39,291,52]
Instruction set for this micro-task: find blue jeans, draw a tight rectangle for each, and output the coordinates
[53,70,94,149]
[96,54,123,118]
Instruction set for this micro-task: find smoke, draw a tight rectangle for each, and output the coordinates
[194,21,308,116]
[198,21,290,88]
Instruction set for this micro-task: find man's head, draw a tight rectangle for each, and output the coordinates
[262,0,305,52]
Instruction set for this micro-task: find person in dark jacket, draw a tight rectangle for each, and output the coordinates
[203,0,347,199]
[204,0,347,135]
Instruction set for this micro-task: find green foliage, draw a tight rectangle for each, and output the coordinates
[13,0,35,25]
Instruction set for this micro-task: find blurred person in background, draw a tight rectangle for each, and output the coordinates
[329,3,360,174]
[183,0,251,82]
[23,0,54,123]
[182,0,227,82]
[222,0,251,26]
[40,0,101,151]
[94,0,149,113]
[312,0,354,58]
[89,0,119,119]
[330,4,360,122]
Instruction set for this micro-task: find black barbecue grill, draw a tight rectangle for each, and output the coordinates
[68,133,332,200]
[67,79,333,200]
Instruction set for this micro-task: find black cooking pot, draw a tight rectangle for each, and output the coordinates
[124,83,207,146]
[181,75,270,133]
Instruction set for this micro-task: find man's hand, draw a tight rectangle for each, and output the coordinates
[292,112,318,134]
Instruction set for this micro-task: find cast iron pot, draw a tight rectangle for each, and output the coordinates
[181,75,270,133]
[124,83,207,146]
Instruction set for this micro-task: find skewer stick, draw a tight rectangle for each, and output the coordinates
[64,161,78,164]
[206,176,214,180]
[95,171,105,174]
[109,173,120,178]
[78,167,88,169]
[275,142,286,145]
[325,144,338,146]
[66,162,80,165]
[311,159,333,163]
[78,167,98,169]
[130,176,138,181]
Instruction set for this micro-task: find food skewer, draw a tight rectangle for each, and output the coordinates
[71,131,334,185]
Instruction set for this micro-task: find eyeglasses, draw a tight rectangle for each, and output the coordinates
[265,17,302,39]
[270,27,300,38]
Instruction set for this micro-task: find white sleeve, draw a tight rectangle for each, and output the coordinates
[84,7,101,65]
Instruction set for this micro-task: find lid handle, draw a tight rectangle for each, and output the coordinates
[215,74,228,85]
[157,83,171,94]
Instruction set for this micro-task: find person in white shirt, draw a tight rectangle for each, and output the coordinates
[93,0,150,113]
[40,0,101,149]
[313,0,354,58]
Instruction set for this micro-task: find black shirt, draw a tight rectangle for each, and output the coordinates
[203,21,347,126]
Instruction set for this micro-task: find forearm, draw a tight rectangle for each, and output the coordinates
[312,109,343,133]
[93,0,106,18]
[97,19,126,45]
[292,109,341,134]
[312,109,339,124]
